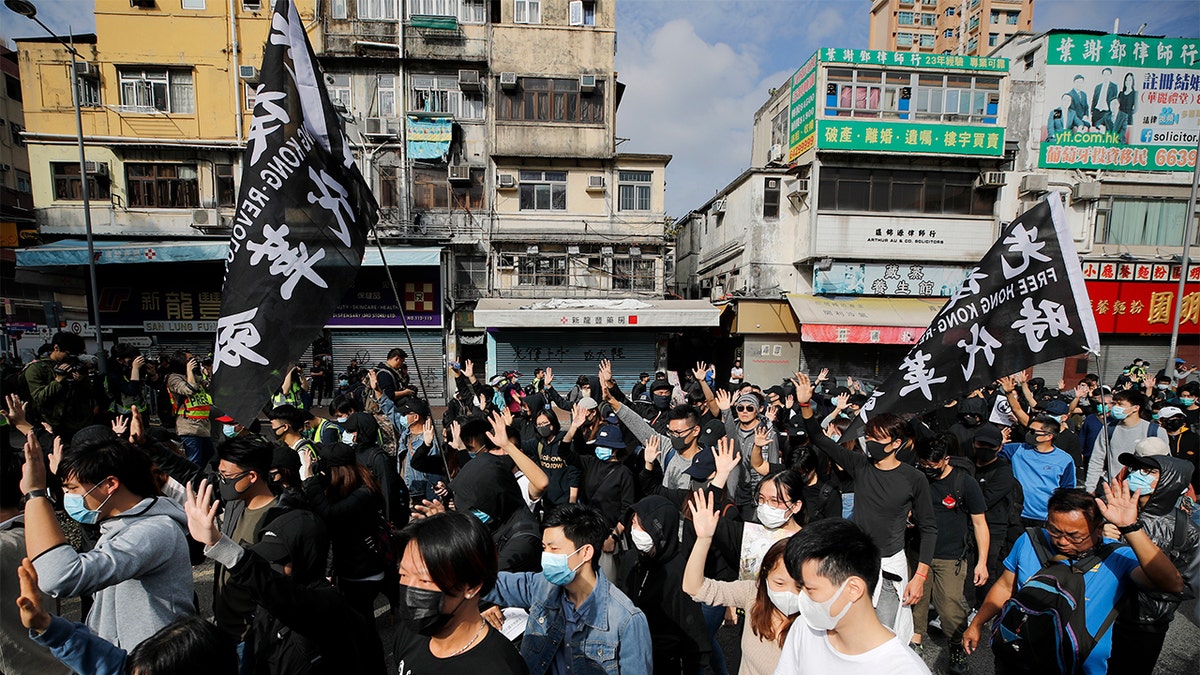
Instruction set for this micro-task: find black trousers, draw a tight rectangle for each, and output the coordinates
[1106,622,1168,675]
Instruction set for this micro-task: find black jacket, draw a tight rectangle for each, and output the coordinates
[450,452,541,572]
[1115,455,1199,631]
[302,479,386,580]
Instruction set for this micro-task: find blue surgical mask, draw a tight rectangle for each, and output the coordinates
[1110,406,1129,420]
[398,415,411,430]
[470,508,492,524]
[829,433,841,443]
[1181,397,1196,407]
[335,416,349,424]
[339,379,349,387]
[222,424,239,438]
[1127,470,1156,495]
[64,480,115,525]
[595,447,613,461]
[541,546,585,586]
[1095,404,1109,414]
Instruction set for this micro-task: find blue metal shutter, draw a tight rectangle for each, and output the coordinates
[490,330,659,393]
[331,329,447,405]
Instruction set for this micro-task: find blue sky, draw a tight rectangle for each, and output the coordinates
[4,0,1199,214]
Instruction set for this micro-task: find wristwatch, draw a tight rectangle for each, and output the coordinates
[1116,521,1143,535]
[22,489,54,505]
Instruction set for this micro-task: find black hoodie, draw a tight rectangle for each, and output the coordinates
[617,496,710,673]
[1115,455,1200,630]
[450,453,541,572]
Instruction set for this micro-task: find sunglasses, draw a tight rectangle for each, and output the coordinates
[735,404,758,412]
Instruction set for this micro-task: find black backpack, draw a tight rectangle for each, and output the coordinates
[991,528,1123,674]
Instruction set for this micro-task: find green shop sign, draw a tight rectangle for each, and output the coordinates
[817,47,1009,72]
[816,120,1005,156]
[1046,32,1200,69]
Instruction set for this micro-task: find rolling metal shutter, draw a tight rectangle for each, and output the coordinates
[1032,342,1171,386]
[331,329,446,405]
[490,330,658,392]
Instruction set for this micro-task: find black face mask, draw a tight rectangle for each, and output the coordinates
[1160,417,1186,432]
[864,440,894,463]
[536,425,554,439]
[652,393,672,410]
[973,445,1000,464]
[919,465,943,481]
[958,414,982,428]
[398,583,465,636]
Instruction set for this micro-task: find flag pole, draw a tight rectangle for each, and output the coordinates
[1165,136,1200,381]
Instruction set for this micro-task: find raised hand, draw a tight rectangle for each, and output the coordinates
[692,361,709,382]
[598,358,613,385]
[1000,426,1012,444]
[129,405,146,445]
[833,392,849,411]
[1074,382,1091,399]
[764,405,778,423]
[714,388,733,412]
[793,372,814,405]
[48,436,64,476]
[184,479,221,547]
[544,367,553,387]
[16,558,51,634]
[713,437,741,478]
[1057,379,1066,391]
[367,370,379,392]
[422,420,435,447]
[815,367,829,383]
[643,435,661,468]
[20,432,46,494]
[499,405,514,428]
[111,415,129,437]
[450,419,463,449]
[754,424,772,448]
[486,411,510,449]
[688,489,720,539]
[997,375,1015,394]
[462,359,475,380]
[570,403,589,429]
[1,393,29,430]
[411,498,446,521]
[1096,479,1140,528]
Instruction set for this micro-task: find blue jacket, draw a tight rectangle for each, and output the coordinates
[31,616,126,675]
[486,568,652,675]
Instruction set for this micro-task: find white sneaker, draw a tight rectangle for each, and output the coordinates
[928,615,942,632]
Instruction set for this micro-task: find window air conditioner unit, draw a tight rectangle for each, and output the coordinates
[765,177,780,191]
[976,171,1006,188]
[768,144,784,163]
[587,175,606,190]
[786,179,810,209]
[448,165,471,182]
[579,74,597,93]
[73,62,98,79]
[1071,181,1101,202]
[458,69,481,91]
[238,65,260,82]
[711,198,726,215]
[84,161,108,176]
[364,117,399,137]
[499,72,518,89]
[1020,174,1049,194]
[497,174,517,189]
[600,246,614,256]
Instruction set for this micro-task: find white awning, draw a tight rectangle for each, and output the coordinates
[473,298,721,328]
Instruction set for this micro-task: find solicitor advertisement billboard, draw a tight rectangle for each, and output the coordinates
[1039,31,1200,172]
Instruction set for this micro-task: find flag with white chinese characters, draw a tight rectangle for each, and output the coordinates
[852,193,1099,433]
[211,0,377,424]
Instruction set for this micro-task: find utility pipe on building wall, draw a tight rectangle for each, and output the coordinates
[229,0,243,144]
[1165,137,1200,378]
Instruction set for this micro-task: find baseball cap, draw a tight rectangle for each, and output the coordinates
[578,396,599,410]
[1158,406,1186,420]
[594,423,625,449]
[697,418,727,448]
[973,424,1004,448]
[271,445,301,474]
[683,447,718,481]
[319,442,358,467]
[1118,451,1165,473]
[396,397,432,419]
[1040,400,1070,417]
[1132,437,1169,458]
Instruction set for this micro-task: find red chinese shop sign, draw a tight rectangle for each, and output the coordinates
[1083,262,1200,334]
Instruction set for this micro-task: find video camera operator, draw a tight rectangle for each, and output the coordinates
[19,332,95,442]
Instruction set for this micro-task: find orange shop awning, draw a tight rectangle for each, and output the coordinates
[786,294,945,345]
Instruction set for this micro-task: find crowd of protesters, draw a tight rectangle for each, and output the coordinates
[0,332,1198,675]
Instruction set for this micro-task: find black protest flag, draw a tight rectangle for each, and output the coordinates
[211,0,377,424]
[852,193,1099,432]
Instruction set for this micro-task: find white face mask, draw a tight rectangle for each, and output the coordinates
[756,503,792,529]
[767,587,801,616]
[796,580,852,631]
[630,527,654,553]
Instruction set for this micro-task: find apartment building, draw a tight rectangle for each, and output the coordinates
[869,0,1033,57]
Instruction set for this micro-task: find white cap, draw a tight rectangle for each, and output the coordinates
[1157,406,1185,419]
[578,396,599,410]
[1134,437,1169,458]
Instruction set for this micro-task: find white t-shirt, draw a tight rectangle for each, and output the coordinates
[773,621,930,675]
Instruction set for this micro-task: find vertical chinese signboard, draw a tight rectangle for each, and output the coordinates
[1081,260,1200,334]
[1040,32,1200,171]
[788,54,818,163]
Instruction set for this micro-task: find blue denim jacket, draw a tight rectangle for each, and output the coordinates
[486,568,652,675]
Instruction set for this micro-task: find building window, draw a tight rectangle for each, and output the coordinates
[770,109,787,148]
[988,33,999,47]
[518,170,566,211]
[826,68,911,119]
[327,73,351,111]
[455,254,487,297]
[452,168,486,209]
[118,68,194,113]
[912,72,1001,123]
[376,74,398,117]
[51,162,111,201]
[331,0,347,19]
[409,74,485,120]
[897,11,914,25]
[920,34,935,47]
[990,11,999,23]
[497,77,604,123]
[896,33,913,47]
[460,0,486,23]
[77,75,102,108]
[516,254,566,286]
[569,0,595,26]
[967,37,978,52]
[378,165,400,209]
[818,168,991,216]
[514,0,540,24]
[216,163,236,208]
[618,171,652,211]
[412,165,485,210]
[1096,198,1198,247]
[16,170,31,194]
[10,123,24,147]
[410,0,455,15]
[945,7,955,16]
[358,0,397,20]
[5,74,21,102]
[612,258,656,291]
[763,177,780,218]
[943,28,953,38]
[921,12,936,26]
[182,0,205,9]
[242,1,262,9]
[1007,12,1019,24]
[244,82,257,111]
[125,163,199,208]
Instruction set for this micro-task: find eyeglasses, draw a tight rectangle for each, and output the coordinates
[756,494,790,509]
[735,405,758,412]
[667,426,697,438]
[1046,527,1092,545]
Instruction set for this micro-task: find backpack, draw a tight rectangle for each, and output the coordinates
[374,413,400,457]
[991,527,1123,674]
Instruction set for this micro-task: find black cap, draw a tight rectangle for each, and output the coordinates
[650,378,673,393]
[684,447,718,481]
[1118,452,1162,472]
[697,418,726,448]
[973,424,1003,447]
[764,385,786,399]
[396,397,432,419]
[1040,400,1070,417]
[271,445,301,474]
[320,442,358,467]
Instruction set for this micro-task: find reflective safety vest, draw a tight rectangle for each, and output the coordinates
[272,382,304,409]
[170,388,212,420]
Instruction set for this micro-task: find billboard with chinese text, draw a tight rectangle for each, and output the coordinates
[1039,32,1200,171]
[788,55,818,163]
[1081,259,1199,334]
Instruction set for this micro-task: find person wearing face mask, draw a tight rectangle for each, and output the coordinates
[717,389,781,521]
[521,408,580,512]
[1104,453,1200,675]
[210,438,293,668]
[1000,415,1076,528]
[964,486,1184,675]
[1174,381,1200,426]
[184,480,386,674]
[318,394,360,446]
[969,424,1020,608]
[684,492,799,675]
[267,405,320,465]
[1080,385,1115,463]
[1155,407,1199,505]
[448,436,542,574]
[910,437,990,672]
[342,411,408,527]
[561,416,635,582]
[20,432,194,650]
[945,396,989,456]
[392,511,529,673]
[775,518,931,674]
[794,373,936,645]
[617,495,711,674]
[484,504,652,674]
[1085,390,1167,493]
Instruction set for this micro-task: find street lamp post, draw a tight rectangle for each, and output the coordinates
[6,0,106,373]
